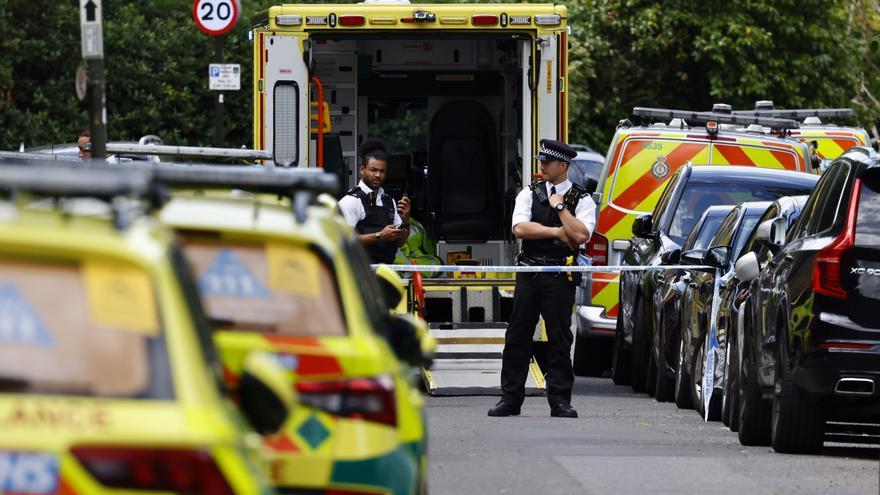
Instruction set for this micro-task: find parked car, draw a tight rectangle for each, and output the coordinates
[156,166,432,494]
[735,147,880,453]
[615,165,820,394]
[652,205,733,404]
[0,162,289,494]
[722,195,809,442]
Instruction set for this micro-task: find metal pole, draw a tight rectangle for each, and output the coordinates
[87,58,107,159]
[214,35,225,147]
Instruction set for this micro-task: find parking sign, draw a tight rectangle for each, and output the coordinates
[209,64,241,90]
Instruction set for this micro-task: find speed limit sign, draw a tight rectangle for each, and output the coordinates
[193,0,241,36]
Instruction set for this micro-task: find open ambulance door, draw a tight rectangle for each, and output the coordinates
[258,34,310,167]
[525,33,564,180]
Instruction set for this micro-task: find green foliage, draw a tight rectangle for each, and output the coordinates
[1,0,878,153]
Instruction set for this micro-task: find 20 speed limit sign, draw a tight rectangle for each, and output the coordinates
[193,0,241,36]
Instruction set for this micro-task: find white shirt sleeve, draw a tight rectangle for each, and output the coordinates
[574,195,597,241]
[337,195,364,229]
[391,198,403,228]
[511,187,533,231]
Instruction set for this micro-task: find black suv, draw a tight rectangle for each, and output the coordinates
[743,147,880,453]
[614,165,821,393]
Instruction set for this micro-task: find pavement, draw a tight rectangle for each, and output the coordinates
[426,377,880,495]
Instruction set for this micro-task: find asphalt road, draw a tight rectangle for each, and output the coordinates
[425,377,879,495]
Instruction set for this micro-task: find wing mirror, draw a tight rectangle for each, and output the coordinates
[755,217,787,247]
[631,214,655,239]
[374,264,406,313]
[660,248,681,265]
[679,249,706,266]
[734,251,760,283]
[703,245,730,269]
[238,352,296,435]
[583,177,598,195]
[385,313,435,368]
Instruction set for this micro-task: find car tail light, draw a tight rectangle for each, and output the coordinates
[812,179,862,299]
[587,232,609,266]
[471,14,498,26]
[297,375,397,427]
[338,14,365,26]
[71,447,233,494]
[819,342,873,350]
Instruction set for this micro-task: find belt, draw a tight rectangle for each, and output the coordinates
[517,254,569,266]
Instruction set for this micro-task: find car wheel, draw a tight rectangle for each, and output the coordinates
[737,349,770,446]
[692,333,722,420]
[611,315,632,385]
[770,355,824,454]
[573,333,611,377]
[721,339,734,429]
[630,299,648,393]
[645,349,658,397]
[673,339,693,409]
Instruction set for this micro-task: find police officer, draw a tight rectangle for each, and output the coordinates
[489,139,596,418]
[338,140,410,263]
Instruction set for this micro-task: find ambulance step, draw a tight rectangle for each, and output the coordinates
[421,323,546,396]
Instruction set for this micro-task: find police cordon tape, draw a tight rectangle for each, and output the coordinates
[371,264,712,273]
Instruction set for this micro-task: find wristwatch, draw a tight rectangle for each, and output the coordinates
[374,232,382,240]
[554,203,565,212]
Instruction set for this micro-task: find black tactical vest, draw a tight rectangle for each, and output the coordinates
[348,187,397,264]
[521,180,585,260]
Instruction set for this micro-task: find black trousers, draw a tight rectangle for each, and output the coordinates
[500,271,576,406]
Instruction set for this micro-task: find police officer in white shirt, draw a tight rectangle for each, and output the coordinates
[338,140,411,263]
[489,139,596,418]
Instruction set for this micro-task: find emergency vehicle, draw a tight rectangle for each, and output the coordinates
[252,1,571,394]
[575,106,816,376]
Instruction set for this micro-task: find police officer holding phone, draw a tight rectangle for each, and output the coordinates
[338,140,411,263]
[489,139,596,418]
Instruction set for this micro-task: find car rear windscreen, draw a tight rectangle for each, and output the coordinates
[0,258,171,398]
[181,239,346,336]
[855,172,880,247]
[668,183,813,245]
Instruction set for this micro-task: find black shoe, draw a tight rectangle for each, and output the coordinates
[550,403,578,418]
[487,400,521,417]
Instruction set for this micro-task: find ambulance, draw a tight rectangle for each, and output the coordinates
[252,1,572,393]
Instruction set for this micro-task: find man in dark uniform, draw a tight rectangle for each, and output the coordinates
[489,139,596,418]
[338,140,411,263]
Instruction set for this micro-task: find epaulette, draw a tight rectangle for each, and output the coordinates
[346,186,363,197]
[529,179,547,191]
[563,183,587,209]
[569,183,588,198]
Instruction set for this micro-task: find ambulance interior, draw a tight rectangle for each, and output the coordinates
[309,35,532,264]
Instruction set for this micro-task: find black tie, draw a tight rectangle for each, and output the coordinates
[369,191,377,207]
[550,185,557,196]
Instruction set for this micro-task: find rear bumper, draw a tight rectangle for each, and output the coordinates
[576,304,617,339]
[794,348,880,398]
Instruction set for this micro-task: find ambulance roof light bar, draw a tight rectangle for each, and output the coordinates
[732,107,854,120]
[633,107,800,130]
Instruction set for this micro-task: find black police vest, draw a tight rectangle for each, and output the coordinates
[348,187,397,264]
[521,181,585,260]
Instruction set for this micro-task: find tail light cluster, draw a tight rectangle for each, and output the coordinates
[71,447,233,494]
[812,179,862,299]
[587,232,609,266]
[297,375,397,427]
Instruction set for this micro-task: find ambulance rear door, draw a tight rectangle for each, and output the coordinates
[258,33,310,167]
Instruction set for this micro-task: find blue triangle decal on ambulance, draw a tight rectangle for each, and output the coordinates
[0,282,55,347]
[198,249,270,299]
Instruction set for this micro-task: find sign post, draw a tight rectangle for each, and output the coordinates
[193,0,241,147]
[80,0,106,158]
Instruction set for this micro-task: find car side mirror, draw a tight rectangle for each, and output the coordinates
[583,177,598,195]
[680,249,706,266]
[632,214,654,239]
[374,264,406,313]
[660,248,681,265]
[703,245,730,269]
[238,352,296,435]
[385,313,435,368]
[769,217,787,246]
[734,251,760,283]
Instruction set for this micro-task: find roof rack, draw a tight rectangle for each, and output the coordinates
[150,164,338,196]
[632,107,800,130]
[149,164,340,223]
[105,143,272,160]
[732,108,854,120]
[0,161,153,199]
